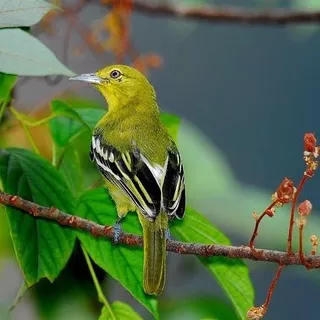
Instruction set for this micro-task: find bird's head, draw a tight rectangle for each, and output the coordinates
[69,65,156,111]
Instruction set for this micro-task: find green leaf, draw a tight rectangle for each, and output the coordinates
[0,0,57,28]
[171,208,254,320]
[50,100,105,147]
[0,73,16,101]
[50,100,90,147]
[0,29,75,76]
[160,296,238,320]
[159,113,180,141]
[51,100,90,126]
[76,108,105,129]
[0,206,13,260]
[0,148,76,286]
[0,73,16,121]
[49,100,105,188]
[50,116,83,147]
[58,147,83,198]
[99,302,142,320]
[63,97,106,110]
[76,188,158,319]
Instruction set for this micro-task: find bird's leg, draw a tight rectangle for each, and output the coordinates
[112,216,124,244]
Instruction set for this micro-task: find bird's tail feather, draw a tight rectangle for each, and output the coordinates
[138,211,168,296]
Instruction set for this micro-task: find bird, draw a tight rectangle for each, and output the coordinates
[69,65,186,295]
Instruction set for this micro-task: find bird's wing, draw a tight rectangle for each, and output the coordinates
[90,135,186,221]
[162,146,186,220]
[90,134,162,220]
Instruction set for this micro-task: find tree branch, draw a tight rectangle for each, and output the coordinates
[105,1,320,26]
[0,190,319,267]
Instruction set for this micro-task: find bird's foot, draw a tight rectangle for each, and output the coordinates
[112,217,123,244]
[165,229,172,241]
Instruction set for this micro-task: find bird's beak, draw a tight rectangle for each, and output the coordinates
[69,73,103,84]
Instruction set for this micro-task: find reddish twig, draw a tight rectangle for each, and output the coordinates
[287,175,308,255]
[2,190,320,267]
[247,265,285,319]
[249,177,296,250]
[248,201,277,249]
[297,200,314,269]
[263,265,285,312]
[299,224,312,269]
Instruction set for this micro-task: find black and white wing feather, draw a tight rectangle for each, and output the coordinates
[162,148,185,220]
[90,134,186,221]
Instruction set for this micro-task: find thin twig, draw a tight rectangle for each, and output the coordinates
[1,190,320,268]
[247,264,285,318]
[248,201,277,249]
[9,281,27,312]
[287,175,308,255]
[101,1,320,26]
[299,224,312,269]
[262,265,285,312]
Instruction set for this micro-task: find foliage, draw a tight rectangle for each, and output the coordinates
[0,0,73,76]
[0,148,76,286]
[0,1,255,319]
[172,208,254,318]
[0,95,255,319]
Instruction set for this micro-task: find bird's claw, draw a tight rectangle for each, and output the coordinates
[112,218,123,244]
[165,229,172,241]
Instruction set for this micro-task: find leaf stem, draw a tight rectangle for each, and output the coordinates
[0,94,10,124]
[25,114,57,127]
[9,107,57,127]
[9,281,27,312]
[81,245,116,320]
[22,123,40,154]
[51,142,59,167]
[9,107,40,154]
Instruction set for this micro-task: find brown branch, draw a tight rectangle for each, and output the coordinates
[99,1,320,26]
[1,190,320,268]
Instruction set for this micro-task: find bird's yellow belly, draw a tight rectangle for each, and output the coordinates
[105,180,137,217]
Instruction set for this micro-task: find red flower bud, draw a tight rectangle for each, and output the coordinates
[304,133,317,153]
[298,200,312,216]
[276,177,295,204]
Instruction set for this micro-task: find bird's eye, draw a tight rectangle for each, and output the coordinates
[110,69,122,79]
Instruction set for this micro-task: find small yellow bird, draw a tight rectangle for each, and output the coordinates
[70,65,186,295]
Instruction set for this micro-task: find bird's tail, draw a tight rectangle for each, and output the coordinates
[138,211,168,296]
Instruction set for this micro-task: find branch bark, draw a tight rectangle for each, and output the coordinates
[106,1,320,26]
[1,190,319,268]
